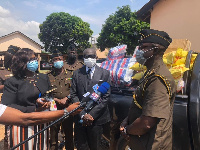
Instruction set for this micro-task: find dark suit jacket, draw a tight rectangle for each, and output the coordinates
[71,65,111,125]
[1,73,51,113]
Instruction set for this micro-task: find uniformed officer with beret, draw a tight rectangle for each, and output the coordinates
[48,46,83,150]
[119,29,176,150]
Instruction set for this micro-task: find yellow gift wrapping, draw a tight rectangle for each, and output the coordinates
[163,51,176,65]
[163,48,197,85]
[132,72,145,80]
[129,62,147,71]
[169,64,189,83]
[129,48,197,82]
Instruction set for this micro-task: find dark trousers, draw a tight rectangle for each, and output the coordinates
[74,123,103,150]
[50,115,74,150]
[109,121,121,150]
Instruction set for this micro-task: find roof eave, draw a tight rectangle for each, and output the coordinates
[0,31,43,49]
[136,0,160,23]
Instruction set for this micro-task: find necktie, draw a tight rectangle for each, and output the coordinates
[87,69,92,88]
[87,69,91,80]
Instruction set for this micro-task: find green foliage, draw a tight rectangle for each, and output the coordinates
[38,12,93,53]
[97,5,150,54]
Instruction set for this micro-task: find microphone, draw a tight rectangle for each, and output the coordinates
[83,82,110,112]
[79,82,110,124]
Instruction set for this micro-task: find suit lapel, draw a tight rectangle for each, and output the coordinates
[34,74,48,95]
[78,66,87,92]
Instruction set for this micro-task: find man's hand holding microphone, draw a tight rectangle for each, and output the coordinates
[79,82,110,126]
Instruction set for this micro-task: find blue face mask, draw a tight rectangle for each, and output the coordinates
[27,60,38,72]
[54,61,64,69]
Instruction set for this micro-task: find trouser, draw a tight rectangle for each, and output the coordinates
[109,121,121,150]
[74,123,103,150]
[50,115,74,150]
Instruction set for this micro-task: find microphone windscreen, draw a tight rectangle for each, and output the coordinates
[97,82,110,95]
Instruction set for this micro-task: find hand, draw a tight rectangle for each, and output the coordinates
[54,97,68,106]
[66,102,82,115]
[82,114,94,126]
[120,118,129,141]
[120,118,128,130]
[36,98,46,107]
[36,98,51,112]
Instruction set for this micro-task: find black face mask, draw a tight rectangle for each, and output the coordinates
[68,53,76,61]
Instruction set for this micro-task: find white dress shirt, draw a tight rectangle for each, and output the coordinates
[86,65,96,79]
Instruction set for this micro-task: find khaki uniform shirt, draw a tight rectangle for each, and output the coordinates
[48,61,83,109]
[128,58,176,150]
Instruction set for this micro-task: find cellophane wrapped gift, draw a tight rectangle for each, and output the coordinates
[100,57,136,87]
[107,45,127,60]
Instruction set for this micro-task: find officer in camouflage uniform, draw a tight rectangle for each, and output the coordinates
[120,29,176,150]
[48,46,83,150]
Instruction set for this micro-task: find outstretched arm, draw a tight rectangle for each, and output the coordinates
[0,102,80,126]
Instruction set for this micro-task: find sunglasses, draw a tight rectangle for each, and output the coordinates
[84,55,96,59]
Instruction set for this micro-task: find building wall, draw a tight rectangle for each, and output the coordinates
[150,0,200,52]
[0,33,41,53]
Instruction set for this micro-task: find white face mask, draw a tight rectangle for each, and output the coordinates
[84,58,96,68]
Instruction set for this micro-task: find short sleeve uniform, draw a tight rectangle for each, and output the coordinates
[127,59,176,150]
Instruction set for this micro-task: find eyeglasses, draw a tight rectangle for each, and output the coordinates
[84,55,96,59]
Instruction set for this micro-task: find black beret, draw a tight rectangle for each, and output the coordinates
[51,49,63,58]
[139,29,172,48]
[7,45,20,55]
[67,44,77,52]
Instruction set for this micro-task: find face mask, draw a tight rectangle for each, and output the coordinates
[54,61,64,69]
[84,58,96,68]
[136,49,146,65]
[136,47,157,64]
[27,60,38,72]
[68,53,76,60]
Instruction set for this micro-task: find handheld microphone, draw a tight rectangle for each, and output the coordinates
[78,82,110,124]
[83,82,110,112]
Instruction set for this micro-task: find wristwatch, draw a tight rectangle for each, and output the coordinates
[63,108,69,119]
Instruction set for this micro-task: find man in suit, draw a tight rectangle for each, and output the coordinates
[71,47,111,150]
